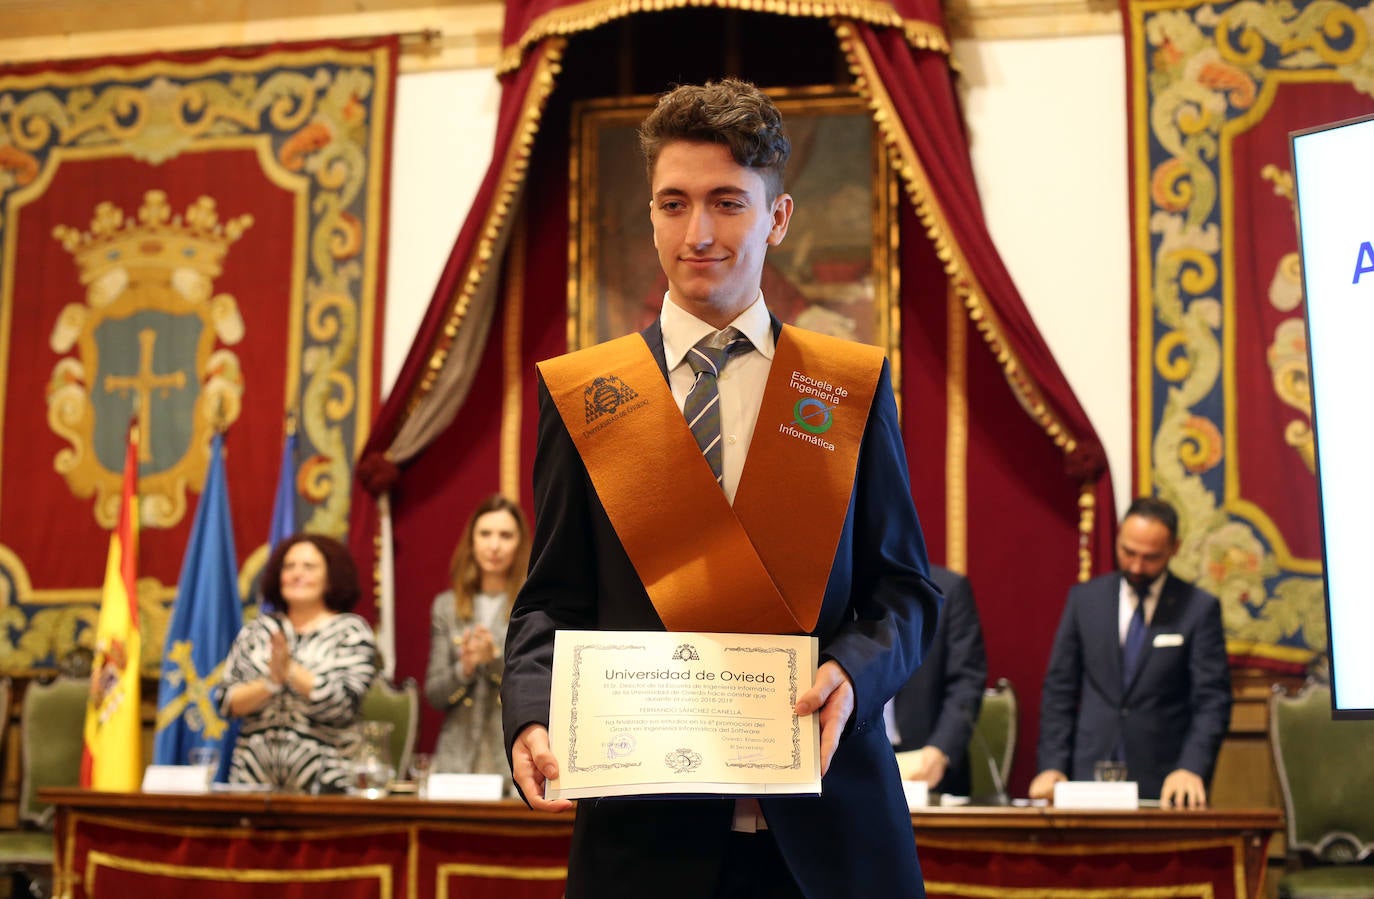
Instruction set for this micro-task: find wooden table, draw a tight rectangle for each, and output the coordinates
[40,789,1280,899]
[901,805,1281,899]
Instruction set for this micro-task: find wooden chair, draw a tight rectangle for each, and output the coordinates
[968,677,1017,804]
[0,676,89,898]
[1270,681,1374,897]
[359,676,418,777]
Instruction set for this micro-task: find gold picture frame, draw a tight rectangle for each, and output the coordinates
[568,86,900,383]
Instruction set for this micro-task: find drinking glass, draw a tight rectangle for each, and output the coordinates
[410,753,433,799]
[347,720,396,799]
[189,746,220,788]
[1093,760,1128,782]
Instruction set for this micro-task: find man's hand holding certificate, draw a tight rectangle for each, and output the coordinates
[545,631,821,800]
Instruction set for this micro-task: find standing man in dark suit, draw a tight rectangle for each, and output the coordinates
[502,79,941,898]
[1030,497,1232,807]
[888,565,989,797]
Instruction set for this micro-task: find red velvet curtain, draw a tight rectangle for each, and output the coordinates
[350,0,1116,794]
[842,23,1118,788]
[348,44,558,607]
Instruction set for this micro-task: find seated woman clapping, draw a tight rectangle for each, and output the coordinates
[219,534,377,792]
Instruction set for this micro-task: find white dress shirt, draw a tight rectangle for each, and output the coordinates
[1119,574,1163,643]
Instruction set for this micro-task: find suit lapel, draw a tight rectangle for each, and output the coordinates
[642,320,670,381]
[1123,574,1179,696]
[1152,574,1184,631]
[1102,575,1125,697]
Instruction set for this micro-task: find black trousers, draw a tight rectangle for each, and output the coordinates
[713,830,806,899]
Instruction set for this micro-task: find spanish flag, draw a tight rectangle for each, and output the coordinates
[81,422,143,790]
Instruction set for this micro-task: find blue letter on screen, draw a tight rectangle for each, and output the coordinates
[1354,241,1374,284]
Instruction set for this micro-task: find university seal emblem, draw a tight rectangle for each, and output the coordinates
[583,375,638,424]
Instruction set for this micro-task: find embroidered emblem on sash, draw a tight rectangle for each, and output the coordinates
[778,370,850,452]
[584,375,639,423]
[793,397,834,434]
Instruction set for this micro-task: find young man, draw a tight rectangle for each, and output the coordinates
[1030,496,1232,808]
[502,79,940,898]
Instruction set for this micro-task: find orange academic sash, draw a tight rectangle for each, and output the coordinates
[537,325,883,634]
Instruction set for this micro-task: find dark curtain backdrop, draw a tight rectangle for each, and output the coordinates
[352,2,1115,794]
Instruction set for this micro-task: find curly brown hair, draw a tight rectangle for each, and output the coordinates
[638,78,791,202]
[261,533,362,613]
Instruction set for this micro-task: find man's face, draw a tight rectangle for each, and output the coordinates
[649,140,792,325]
[1115,514,1177,592]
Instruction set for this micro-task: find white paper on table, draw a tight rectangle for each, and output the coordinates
[1053,780,1140,809]
[425,773,505,801]
[141,764,213,794]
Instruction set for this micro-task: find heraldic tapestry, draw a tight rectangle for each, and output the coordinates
[1124,0,1372,673]
[0,39,396,674]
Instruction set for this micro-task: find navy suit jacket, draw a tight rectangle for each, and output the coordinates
[890,565,988,797]
[1036,571,1232,799]
[503,320,941,899]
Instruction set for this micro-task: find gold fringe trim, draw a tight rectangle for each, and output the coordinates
[946,282,969,574]
[1078,482,1095,582]
[837,20,1102,559]
[500,212,527,504]
[498,0,949,74]
[402,39,567,420]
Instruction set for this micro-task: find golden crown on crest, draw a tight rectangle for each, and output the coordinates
[51,189,254,287]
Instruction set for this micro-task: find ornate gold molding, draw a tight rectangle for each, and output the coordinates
[0,0,1117,72]
[946,0,1121,40]
[0,2,504,72]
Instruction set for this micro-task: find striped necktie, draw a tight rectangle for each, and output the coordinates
[683,328,752,488]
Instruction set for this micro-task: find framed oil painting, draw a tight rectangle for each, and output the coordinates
[568,87,899,378]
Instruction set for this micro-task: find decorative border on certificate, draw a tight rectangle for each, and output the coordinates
[567,641,648,774]
[721,646,802,771]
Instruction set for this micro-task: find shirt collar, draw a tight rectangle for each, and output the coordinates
[660,293,775,371]
[1122,572,1166,604]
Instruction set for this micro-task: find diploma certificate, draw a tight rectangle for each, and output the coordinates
[546,630,820,800]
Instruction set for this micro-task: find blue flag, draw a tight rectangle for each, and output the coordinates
[153,430,241,781]
[261,428,298,615]
[269,428,298,549]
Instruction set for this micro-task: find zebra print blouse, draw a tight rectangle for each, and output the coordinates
[219,612,378,792]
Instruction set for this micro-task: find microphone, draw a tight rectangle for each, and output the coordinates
[946,697,1010,806]
[893,695,1010,806]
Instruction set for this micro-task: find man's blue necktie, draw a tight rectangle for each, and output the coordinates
[1122,585,1149,689]
[683,329,752,488]
[1115,584,1150,763]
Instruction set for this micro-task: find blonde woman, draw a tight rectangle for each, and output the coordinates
[424,495,529,794]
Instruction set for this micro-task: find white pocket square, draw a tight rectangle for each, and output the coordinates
[1153,633,1184,647]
